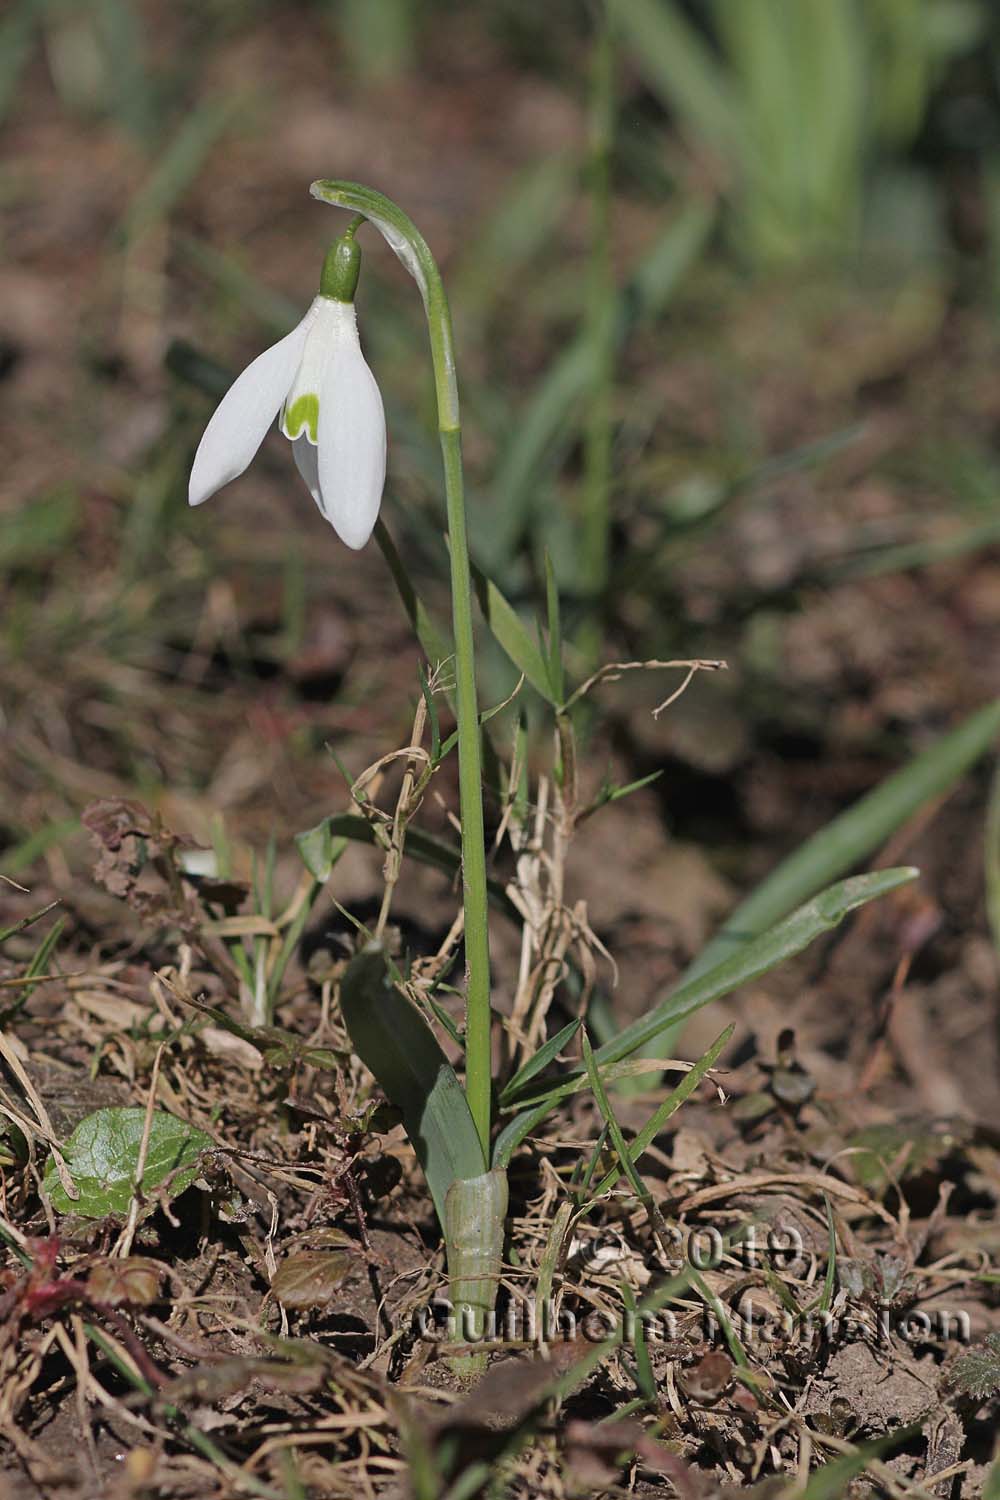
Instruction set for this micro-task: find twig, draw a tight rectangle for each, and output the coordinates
[562,657,727,713]
[115,1042,165,1258]
[375,694,429,940]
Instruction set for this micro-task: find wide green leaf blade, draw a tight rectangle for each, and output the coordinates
[294,820,348,882]
[338,944,486,1224]
[44,1108,213,1218]
[601,867,916,1065]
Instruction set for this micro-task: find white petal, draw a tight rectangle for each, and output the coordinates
[280,304,333,443]
[315,310,387,550]
[188,305,318,507]
[291,434,327,519]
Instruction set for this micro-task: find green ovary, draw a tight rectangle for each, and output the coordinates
[283,393,320,442]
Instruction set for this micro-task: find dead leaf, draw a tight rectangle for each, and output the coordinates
[87,1256,163,1308]
[270,1251,356,1310]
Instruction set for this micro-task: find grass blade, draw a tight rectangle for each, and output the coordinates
[682,700,1000,986]
[469,559,558,704]
[500,1018,581,1106]
[0,0,38,128]
[619,1280,656,1402]
[373,518,453,671]
[590,1025,732,1197]
[491,867,915,1166]
[484,198,715,566]
[0,902,60,946]
[120,94,244,242]
[580,1029,653,1207]
[798,1430,920,1500]
[617,0,741,152]
[454,152,576,324]
[818,1195,837,1317]
[689,1266,752,1373]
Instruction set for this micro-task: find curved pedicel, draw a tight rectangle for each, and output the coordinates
[310,179,459,431]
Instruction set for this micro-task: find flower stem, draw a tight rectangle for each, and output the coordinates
[439,424,493,1155]
[310,180,493,1157]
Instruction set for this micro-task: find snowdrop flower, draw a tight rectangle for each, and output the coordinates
[189,229,386,550]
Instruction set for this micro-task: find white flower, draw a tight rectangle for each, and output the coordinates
[189,293,386,551]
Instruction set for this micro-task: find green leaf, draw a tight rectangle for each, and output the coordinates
[799,1429,921,1500]
[620,1281,656,1402]
[469,559,558,704]
[492,868,916,1166]
[689,1266,752,1373]
[500,1018,581,1105]
[818,1196,837,1317]
[119,93,244,242]
[0,902,60,947]
[454,151,576,322]
[601,867,916,1067]
[543,549,564,705]
[0,915,66,1024]
[590,1026,733,1198]
[302,813,519,922]
[0,0,38,130]
[617,0,742,153]
[484,198,715,567]
[294,819,347,882]
[373,519,454,671]
[43,1108,213,1219]
[585,769,663,816]
[687,702,1000,984]
[633,699,1000,1069]
[0,487,79,570]
[580,1029,652,1207]
[338,944,486,1224]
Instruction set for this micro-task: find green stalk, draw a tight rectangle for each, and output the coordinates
[310,180,492,1158]
[439,427,492,1153]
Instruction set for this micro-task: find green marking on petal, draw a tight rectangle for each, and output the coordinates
[284,393,320,443]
